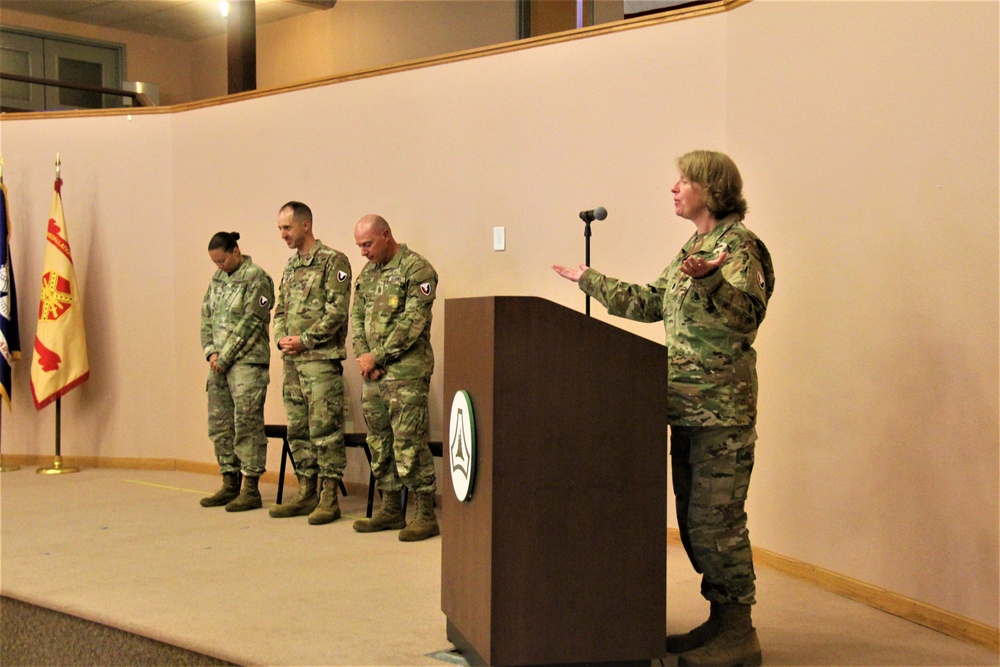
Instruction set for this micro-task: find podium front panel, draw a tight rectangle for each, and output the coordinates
[443,296,667,666]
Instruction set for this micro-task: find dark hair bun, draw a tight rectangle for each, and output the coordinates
[231,232,241,241]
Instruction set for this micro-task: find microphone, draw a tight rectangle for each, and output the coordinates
[579,206,608,223]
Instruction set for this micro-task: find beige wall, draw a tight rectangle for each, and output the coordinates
[726,0,999,627]
[0,0,996,631]
[256,0,519,90]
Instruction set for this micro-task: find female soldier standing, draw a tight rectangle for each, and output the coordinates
[554,151,773,667]
[200,231,275,511]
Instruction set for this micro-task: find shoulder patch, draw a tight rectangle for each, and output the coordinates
[259,295,269,308]
[420,282,432,296]
[337,270,348,283]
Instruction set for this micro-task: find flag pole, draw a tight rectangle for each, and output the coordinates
[0,156,19,472]
[37,397,77,474]
[37,154,78,475]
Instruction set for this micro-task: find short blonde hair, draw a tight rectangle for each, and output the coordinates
[677,150,748,221]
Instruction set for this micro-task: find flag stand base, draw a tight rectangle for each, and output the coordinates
[0,461,21,472]
[37,456,79,475]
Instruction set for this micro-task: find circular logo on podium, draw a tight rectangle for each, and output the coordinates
[448,390,476,502]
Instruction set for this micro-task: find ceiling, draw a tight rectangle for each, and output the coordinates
[1,0,337,41]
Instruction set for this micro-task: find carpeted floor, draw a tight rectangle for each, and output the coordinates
[1,468,997,667]
[0,595,238,666]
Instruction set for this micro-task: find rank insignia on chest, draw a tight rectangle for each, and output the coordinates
[420,282,432,296]
[337,270,348,282]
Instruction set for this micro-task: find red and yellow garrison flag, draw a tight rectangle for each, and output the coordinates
[1,181,22,410]
[30,177,88,410]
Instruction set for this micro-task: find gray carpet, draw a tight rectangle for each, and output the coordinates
[0,595,239,666]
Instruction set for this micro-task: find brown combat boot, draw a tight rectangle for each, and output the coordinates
[398,491,440,542]
[678,603,762,667]
[269,475,318,518]
[667,602,723,653]
[308,477,342,525]
[200,472,240,507]
[225,475,262,512]
[353,489,406,532]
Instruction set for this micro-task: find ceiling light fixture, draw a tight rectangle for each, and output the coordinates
[220,1,229,18]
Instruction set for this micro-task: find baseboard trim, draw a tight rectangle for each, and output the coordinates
[667,528,999,653]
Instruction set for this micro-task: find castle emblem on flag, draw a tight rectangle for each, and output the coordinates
[39,271,74,320]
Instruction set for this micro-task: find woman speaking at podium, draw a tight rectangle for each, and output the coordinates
[553,150,774,667]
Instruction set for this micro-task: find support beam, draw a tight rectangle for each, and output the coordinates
[227,0,256,95]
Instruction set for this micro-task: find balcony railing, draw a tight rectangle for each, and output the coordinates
[0,72,155,112]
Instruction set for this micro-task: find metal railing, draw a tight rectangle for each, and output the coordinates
[0,72,155,110]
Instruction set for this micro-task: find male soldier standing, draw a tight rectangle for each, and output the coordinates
[350,214,439,542]
[269,201,352,525]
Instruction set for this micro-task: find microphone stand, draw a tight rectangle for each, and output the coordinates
[583,219,592,317]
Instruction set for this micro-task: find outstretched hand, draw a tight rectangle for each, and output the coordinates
[552,263,588,282]
[680,251,727,278]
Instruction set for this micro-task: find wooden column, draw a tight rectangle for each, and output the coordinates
[227,0,256,94]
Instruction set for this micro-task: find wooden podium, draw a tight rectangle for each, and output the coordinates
[441,296,668,666]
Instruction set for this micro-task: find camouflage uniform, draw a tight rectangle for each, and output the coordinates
[351,244,437,495]
[273,240,352,480]
[580,214,774,605]
[201,255,274,477]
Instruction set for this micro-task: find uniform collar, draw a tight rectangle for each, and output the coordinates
[294,240,324,267]
[686,214,740,254]
[218,255,251,282]
[377,243,407,270]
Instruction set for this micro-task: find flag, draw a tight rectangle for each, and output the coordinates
[30,177,88,410]
[1,181,22,410]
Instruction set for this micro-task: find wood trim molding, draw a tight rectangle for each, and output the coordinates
[667,527,1000,653]
[0,0,750,122]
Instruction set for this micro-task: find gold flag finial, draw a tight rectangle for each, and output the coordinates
[55,153,61,178]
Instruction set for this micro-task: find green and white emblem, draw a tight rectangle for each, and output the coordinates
[448,390,476,502]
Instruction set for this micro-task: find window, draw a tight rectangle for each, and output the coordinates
[0,29,124,112]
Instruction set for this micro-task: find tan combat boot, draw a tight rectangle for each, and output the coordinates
[667,601,723,653]
[398,491,440,542]
[308,477,342,525]
[269,475,318,518]
[225,475,262,512]
[678,603,762,667]
[353,489,406,532]
[200,472,240,507]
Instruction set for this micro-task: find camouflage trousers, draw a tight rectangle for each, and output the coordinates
[670,424,757,605]
[361,376,436,495]
[283,358,346,479]
[207,363,269,476]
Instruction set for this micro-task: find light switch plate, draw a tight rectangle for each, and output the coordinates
[493,226,505,251]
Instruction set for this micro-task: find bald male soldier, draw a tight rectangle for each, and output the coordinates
[269,201,352,525]
[350,214,440,541]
